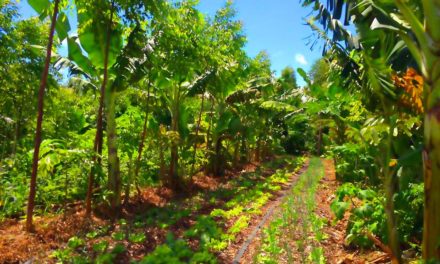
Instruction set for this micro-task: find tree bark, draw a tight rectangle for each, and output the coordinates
[26,0,59,232]
[85,1,114,217]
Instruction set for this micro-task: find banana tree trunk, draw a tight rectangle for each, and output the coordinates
[422,2,440,256]
[106,89,121,214]
[393,0,440,258]
[86,2,115,217]
[190,95,205,178]
[422,62,440,261]
[26,0,59,232]
[423,109,440,259]
[168,92,180,190]
[381,110,401,263]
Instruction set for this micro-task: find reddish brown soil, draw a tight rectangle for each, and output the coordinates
[0,160,274,263]
[318,159,390,264]
[0,158,392,264]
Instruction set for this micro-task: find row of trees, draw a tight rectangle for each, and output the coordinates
[0,0,301,233]
[301,0,440,261]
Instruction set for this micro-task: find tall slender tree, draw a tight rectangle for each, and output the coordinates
[26,0,60,232]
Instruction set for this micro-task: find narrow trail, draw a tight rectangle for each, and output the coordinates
[234,157,326,263]
[230,159,310,264]
[232,158,391,264]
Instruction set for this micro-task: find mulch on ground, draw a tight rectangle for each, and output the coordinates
[0,159,282,263]
[318,159,390,264]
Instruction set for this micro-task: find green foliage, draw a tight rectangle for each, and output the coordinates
[331,183,387,247]
[331,182,424,248]
[67,236,85,249]
[129,232,146,243]
[141,233,216,264]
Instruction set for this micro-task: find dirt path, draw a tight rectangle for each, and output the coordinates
[234,158,390,264]
[218,159,309,263]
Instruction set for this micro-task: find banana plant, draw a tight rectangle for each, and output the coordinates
[65,0,123,216]
[65,0,153,213]
[335,0,440,259]
[391,0,440,260]
[150,1,208,188]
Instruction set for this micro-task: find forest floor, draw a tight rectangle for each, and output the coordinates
[0,156,391,264]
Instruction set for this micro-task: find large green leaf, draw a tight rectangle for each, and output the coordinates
[178,105,190,140]
[215,111,233,135]
[330,201,350,220]
[77,4,123,69]
[67,37,95,76]
[55,12,70,41]
[297,68,311,86]
[28,0,50,15]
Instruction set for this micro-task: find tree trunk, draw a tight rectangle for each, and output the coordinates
[233,139,240,167]
[255,135,261,162]
[316,123,322,155]
[168,84,182,190]
[206,97,214,152]
[85,1,114,217]
[190,95,205,178]
[168,113,179,189]
[124,156,133,205]
[133,80,151,195]
[159,140,165,183]
[393,1,440,258]
[106,89,121,215]
[26,0,59,232]
[422,66,440,261]
[383,115,401,263]
[240,134,247,163]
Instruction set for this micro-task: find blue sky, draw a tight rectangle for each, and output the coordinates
[17,0,322,85]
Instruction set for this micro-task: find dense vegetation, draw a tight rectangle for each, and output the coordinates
[0,0,439,263]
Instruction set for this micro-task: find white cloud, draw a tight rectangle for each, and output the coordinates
[295,53,308,65]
